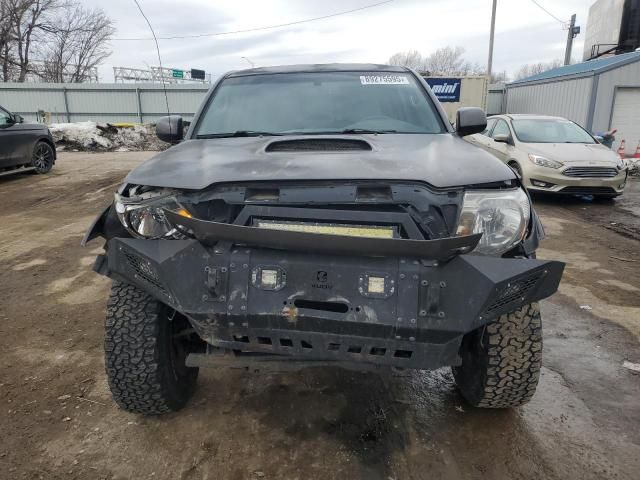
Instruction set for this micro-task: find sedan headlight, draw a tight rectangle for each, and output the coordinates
[528,154,563,169]
[456,189,531,256]
[115,190,191,239]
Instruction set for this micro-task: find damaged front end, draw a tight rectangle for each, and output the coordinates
[85,181,564,371]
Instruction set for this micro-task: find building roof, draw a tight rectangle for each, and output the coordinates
[510,51,640,85]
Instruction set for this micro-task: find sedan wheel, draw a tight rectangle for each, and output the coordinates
[32,142,54,174]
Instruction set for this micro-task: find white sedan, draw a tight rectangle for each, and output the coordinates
[467,114,628,199]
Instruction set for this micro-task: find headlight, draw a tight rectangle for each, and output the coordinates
[528,154,563,169]
[456,189,530,256]
[114,190,191,239]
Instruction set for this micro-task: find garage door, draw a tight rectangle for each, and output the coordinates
[611,87,640,156]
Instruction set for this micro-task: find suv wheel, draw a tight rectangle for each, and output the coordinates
[452,303,542,408]
[104,281,199,414]
[31,141,54,174]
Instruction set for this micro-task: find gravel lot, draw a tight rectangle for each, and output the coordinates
[1,152,639,480]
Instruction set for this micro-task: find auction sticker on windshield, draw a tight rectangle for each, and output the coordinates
[360,74,410,85]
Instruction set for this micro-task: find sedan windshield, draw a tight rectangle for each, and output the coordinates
[194,72,446,137]
[511,118,596,144]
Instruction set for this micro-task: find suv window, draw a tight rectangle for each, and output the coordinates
[481,118,497,136]
[0,107,12,127]
[195,72,447,136]
[491,119,511,139]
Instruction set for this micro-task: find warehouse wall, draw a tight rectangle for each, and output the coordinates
[0,83,210,124]
[506,76,594,126]
[591,60,640,132]
[487,84,506,115]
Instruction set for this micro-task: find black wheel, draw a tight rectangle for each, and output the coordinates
[104,281,200,415]
[452,303,542,408]
[31,141,54,174]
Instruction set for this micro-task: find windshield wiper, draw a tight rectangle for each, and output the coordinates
[196,131,283,139]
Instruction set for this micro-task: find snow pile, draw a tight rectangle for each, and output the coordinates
[49,121,169,152]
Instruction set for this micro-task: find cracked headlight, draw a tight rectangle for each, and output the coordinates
[114,190,191,239]
[528,154,563,169]
[456,189,531,256]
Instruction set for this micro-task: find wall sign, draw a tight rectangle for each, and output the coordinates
[425,77,461,102]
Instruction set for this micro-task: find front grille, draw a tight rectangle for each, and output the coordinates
[563,167,618,178]
[560,186,617,195]
[484,273,541,315]
[266,138,372,152]
[123,250,168,295]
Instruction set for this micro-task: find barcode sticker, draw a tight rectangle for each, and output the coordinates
[360,75,410,85]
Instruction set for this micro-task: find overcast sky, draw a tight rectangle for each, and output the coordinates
[84,0,594,82]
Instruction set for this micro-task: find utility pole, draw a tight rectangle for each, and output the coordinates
[564,14,580,65]
[487,0,497,79]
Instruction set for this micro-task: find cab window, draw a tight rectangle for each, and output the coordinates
[491,119,511,139]
[481,118,497,136]
[0,107,12,127]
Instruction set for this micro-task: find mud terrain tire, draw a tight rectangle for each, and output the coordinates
[104,281,198,414]
[452,303,542,408]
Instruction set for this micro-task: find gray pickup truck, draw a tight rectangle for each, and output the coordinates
[83,64,564,415]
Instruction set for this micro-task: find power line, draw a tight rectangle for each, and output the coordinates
[132,0,171,123]
[112,0,395,41]
[528,0,568,25]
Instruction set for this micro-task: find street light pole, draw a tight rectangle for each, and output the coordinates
[487,0,497,79]
[564,14,578,65]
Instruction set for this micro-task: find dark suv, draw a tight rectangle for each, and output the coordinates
[0,105,56,175]
[83,64,564,415]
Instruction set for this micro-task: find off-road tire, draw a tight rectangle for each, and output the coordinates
[452,303,542,408]
[104,281,199,414]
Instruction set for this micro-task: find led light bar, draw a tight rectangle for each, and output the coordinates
[254,220,396,239]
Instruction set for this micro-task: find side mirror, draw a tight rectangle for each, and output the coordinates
[455,107,487,137]
[493,133,512,144]
[15,114,24,123]
[156,115,184,144]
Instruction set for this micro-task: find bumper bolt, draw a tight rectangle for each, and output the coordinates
[438,311,445,318]
[419,310,427,316]
[410,318,416,324]
[400,274,405,279]
[439,281,446,288]
[421,280,428,286]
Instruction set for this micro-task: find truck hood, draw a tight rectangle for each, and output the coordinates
[524,142,621,165]
[126,134,516,190]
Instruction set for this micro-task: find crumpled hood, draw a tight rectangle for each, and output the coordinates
[524,142,621,165]
[125,134,516,190]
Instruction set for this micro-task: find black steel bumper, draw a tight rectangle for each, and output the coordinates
[96,236,564,370]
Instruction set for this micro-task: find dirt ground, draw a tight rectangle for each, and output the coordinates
[1,152,639,480]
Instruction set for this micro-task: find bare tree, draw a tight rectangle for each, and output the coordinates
[387,50,425,70]
[38,5,114,82]
[0,0,114,82]
[423,46,473,76]
[7,0,62,81]
[514,59,563,80]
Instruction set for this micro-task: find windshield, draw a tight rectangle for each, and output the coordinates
[194,72,446,137]
[511,118,596,144]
